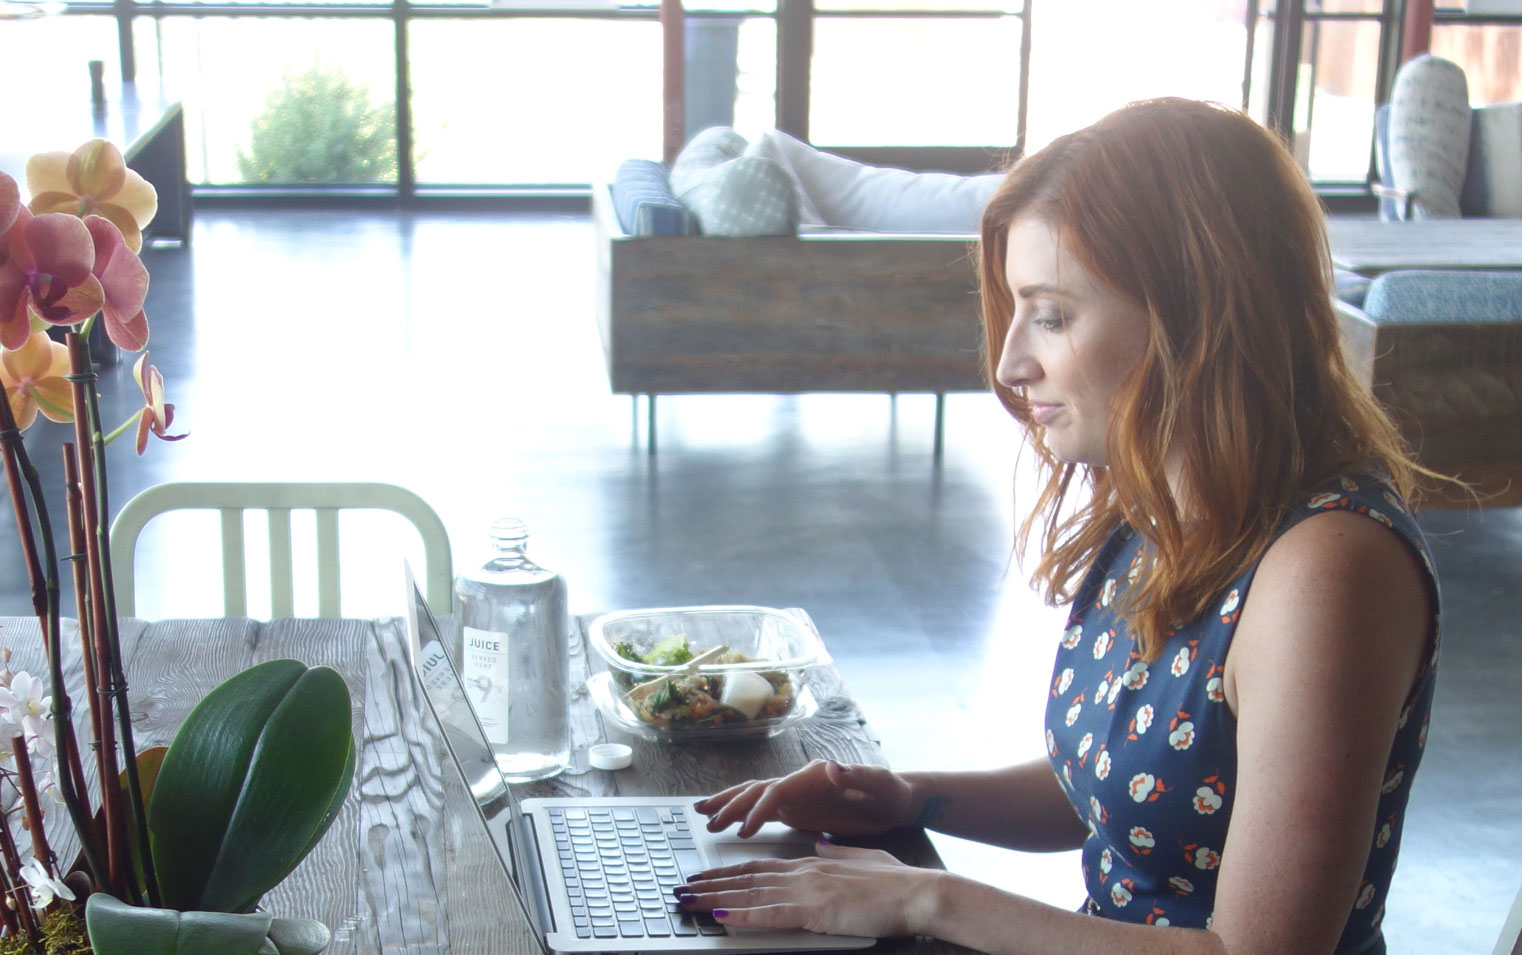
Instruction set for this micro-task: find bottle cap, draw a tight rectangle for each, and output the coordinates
[589,743,633,771]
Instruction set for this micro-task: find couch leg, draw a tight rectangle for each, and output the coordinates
[933,393,946,461]
[647,394,658,455]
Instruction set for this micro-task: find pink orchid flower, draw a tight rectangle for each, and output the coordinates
[0,331,76,430]
[26,139,158,254]
[132,353,186,454]
[86,216,149,351]
[1,172,18,236]
[0,204,105,351]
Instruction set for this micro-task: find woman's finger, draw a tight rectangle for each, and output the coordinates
[702,780,776,832]
[708,903,812,932]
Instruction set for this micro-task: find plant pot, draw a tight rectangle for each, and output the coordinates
[84,893,331,955]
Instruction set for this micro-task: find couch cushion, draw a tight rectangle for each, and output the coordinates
[747,129,1001,233]
[669,126,800,237]
[1363,269,1522,324]
[1388,55,1473,220]
[1460,103,1522,218]
[611,160,696,237]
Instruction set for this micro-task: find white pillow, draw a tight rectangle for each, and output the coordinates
[746,129,1001,233]
[1388,55,1472,220]
[669,126,800,237]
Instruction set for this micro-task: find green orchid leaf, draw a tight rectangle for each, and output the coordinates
[84,892,275,955]
[266,917,335,955]
[148,660,354,913]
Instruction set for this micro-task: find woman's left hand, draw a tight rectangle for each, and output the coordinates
[673,841,940,939]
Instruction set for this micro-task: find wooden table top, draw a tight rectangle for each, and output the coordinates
[0,614,971,955]
[1326,217,1522,276]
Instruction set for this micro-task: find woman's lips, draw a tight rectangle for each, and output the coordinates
[1029,402,1062,425]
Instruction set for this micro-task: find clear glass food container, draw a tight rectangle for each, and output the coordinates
[585,606,831,741]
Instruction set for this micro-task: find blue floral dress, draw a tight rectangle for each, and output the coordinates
[1043,474,1440,955]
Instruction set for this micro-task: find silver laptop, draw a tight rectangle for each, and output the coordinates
[402,563,874,955]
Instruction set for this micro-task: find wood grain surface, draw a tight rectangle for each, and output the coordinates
[1,615,973,953]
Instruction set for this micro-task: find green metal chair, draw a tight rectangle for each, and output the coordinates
[110,481,452,618]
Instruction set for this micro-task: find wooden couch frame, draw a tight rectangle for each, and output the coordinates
[593,187,989,455]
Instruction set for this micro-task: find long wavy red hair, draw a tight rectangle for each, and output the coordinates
[979,98,1422,662]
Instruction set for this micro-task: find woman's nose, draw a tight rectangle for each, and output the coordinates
[996,327,1038,390]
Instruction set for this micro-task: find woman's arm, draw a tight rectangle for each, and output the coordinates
[900,759,1090,852]
[685,509,1431,955]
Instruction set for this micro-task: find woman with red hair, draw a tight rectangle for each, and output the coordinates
[679,98,1439,955]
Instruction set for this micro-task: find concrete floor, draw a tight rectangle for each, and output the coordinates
[1,209,1516,953]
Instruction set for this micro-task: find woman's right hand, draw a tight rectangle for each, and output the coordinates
[695,759,918,838]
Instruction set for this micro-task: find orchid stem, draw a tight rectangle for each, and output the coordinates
[102,411,144,447]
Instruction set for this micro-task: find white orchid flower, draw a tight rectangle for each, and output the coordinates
[0,671,52,743]
[19,857,74,910]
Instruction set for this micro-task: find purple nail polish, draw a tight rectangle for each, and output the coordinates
[688,871,708,881]
[816,838,832,847]
[713,909,730,920]
[674,886,694,901]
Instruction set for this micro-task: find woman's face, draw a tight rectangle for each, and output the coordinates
[995,216,1151,467]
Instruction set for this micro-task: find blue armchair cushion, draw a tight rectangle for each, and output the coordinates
[611,160,697,237]
[1460,103,1522,218]
[1363,269,1522,324]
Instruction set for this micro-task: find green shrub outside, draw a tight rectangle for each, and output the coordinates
[237,66,398,184]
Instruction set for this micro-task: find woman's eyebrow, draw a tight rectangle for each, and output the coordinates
[1016,283,1073,300]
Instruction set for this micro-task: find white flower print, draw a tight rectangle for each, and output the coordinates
[1339,476,1360,492]
[1100,848,1113,874]
[1122,660,1149,691]
[1093,630,1114,659]
[1168,721,1196,751]
[1153,917,1170,927]
[1192,786,1223,814]
[1096,677,1110,702]
[1367,508,1393,528]
[1371,904,1386,931]
[1355,883,1376,910]
[1169,876,1195,894]
[1193,847,1221,871]
[1128,773,1156,802]
[1376,822,1392,849]
[1065,701,1083,727]
[1095,750,1112,781]
[1110,882,1132,907]
[1046,729,1057,756]
[1308,492,1342,509]
[1101,578,1118,607]
[1077,733,1094,760]
[1398,702,1412,729]
[1128,827,1154,849]
[1206,676,1225,704]
[1057,668,1074,694]
[1063,763,1073,788]
[1107,679,1123,705]
[1419,719,1429,750]
[1062,625,1083,650]
[1381,769,1405,794]
[1218,589,1240,618]
[1170,647,1191,677]
[1089,796,1104,823]
[1134,704,1154,735]
[1383,489,1405,512]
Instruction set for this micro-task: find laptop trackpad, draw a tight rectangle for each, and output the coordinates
[711,839,816,867]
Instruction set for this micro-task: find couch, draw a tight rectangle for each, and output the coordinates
[595,129,1004,454]
[1336,269,1522,508]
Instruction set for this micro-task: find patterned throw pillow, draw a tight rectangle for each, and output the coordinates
[1460,103,1522,218]
[669,126,800,237]
[1388,55,1473,220]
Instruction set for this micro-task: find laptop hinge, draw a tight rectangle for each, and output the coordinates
[514,809,559,937]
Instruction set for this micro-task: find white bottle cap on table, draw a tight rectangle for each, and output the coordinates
[589,743,634,771]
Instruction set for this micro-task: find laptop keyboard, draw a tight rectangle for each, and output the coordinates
[549,806,727,940]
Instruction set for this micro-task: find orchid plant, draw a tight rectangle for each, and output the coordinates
[0,141,182,951]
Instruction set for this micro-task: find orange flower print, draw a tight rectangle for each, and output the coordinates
[1057,667,1074,695]
[1382,489,1405,512]
[1371,905,1386,931]
[1093,629,1115,659]
[1398,701,1412,729]
[1100,577,1118,608]
[1206,675,1225,704]
[1128,772,1160,802]
[1355,882,1376,910]
[1065,700,1083,727]
[1339,476,1360,493]
[1128,826,1154,855]
[1107,678,1124,707]
[1168,876,1195,895]
[1381,765,1405,794]
[1077,732,1094,764]
[1170,645,1193,677]
[1376,819,1392,849]
[1187,845,1221,871]
[1419,718,1429,750]
[1168,720,1196,751]
[1062,624,1083,650]
[1095,749,1112,781]
[1365,508,1393,528]
[1144,907,1170,927]
[1062,763,1074,789]
[1308,491,1344,509]
[1110,880,1133,908]
[1122,659,1149,691]
[1099,848,1113,875]
[1218,589,1241,624]
[1046,729,1057,756]
[1089,796,1108,826]
[1134,704,1154,735]
[1192,786,1223,814]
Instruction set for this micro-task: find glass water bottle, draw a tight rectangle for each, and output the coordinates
[453,518,570,782]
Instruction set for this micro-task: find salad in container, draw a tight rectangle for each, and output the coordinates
[586,606,830,740]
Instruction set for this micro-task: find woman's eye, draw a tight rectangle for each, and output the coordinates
[1033,311,1066,331]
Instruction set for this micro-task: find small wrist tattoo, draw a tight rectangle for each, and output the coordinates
[913,795,951,828]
